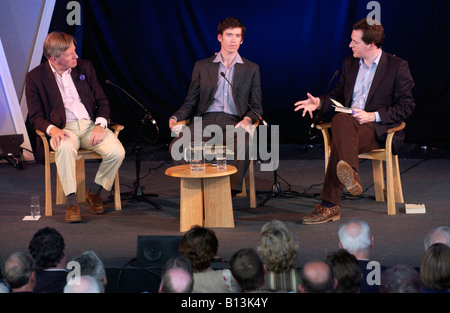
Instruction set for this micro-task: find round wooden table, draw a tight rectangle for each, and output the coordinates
[165,164,237,232]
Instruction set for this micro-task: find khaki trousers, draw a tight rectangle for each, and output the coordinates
[50,120,125,196]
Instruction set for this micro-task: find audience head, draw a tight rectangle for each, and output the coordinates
[28,226,66,269]
[160,267,194,293]
[338,219,373,259]
[299,261,336,293]
[179,226,218,272]
[326,249,362,293]
[159,256,194,293]
[380,264,423,293]
[257,220,299,273]
[71,250,107,292]
[1,251,36,292]
[424,226,450,251]
[420,243,450,292]
[64,275,101,293]
[230,248,266,292]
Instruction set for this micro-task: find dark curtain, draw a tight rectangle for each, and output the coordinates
[47,0,450,148]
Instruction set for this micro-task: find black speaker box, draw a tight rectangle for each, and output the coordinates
[0,134,23,157]
[136,235,182,268]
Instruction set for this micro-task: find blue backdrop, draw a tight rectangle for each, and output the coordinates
[46,0,450,148]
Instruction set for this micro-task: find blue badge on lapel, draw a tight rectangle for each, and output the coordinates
[79,74,85,81]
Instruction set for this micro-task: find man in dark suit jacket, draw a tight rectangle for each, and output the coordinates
[294,19,415,224]
[26,32,125,223]
[169,17,263,193]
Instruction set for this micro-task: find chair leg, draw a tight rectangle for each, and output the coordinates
[249,160,256,209]
[76,159,86,203]
[113,171,122,210]
[371,160,385,202]
[385,154,396,215]
[237,180,247,197]
[392,155,404,203]
[44,162,53,216]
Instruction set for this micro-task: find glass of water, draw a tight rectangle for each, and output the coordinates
[30,196,40,219]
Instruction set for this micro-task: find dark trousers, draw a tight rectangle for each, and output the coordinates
[320,113,380,205]
[169,112,251,192]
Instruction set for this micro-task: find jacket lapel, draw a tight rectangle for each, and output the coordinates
[345,60,360,107]
[231,62,246,116]
[43,62,65,109]
[366,51,388,106]
[207,58,219,96]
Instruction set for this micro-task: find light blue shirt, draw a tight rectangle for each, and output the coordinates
[205,52,244,116]
[352,50,382,121]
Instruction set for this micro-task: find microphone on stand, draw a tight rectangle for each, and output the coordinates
[220,72,267,126]
[310,69,339,129]
[105,79,158,128]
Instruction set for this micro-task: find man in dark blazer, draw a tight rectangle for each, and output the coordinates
[169,17,263,193]
[26,32,125,223]
[294,19,415,225]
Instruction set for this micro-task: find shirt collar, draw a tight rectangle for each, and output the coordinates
[213,52,244,65]
[49,61,71,76]
[360,50,382,68]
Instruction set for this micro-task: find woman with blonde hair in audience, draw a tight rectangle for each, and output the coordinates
[257,220,301,292]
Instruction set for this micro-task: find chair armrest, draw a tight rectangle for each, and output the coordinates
[110,124,124,136]
[175,119,191,127]
[387,122,405,134]
[315,122,331,130]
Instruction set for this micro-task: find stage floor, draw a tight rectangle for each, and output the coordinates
[1,143,449,274]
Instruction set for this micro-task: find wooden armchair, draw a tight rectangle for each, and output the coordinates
[316,122,405,215]
[173,119,258,208]
[36,124,124,216]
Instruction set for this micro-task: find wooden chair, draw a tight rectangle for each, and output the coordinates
[173,119,258,208]
[316,122,405,215]
[36,124,124,216]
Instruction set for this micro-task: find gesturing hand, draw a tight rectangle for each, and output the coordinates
[294,93,320,119]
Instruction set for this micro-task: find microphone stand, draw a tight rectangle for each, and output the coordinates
[220,72,298,206]
[104,80,161,210]
[259,124,302,207]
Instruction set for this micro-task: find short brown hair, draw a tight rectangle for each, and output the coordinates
[43,31,75,59]
[353,18,385,48]
[179,226,218,272]
[217,17,246,39]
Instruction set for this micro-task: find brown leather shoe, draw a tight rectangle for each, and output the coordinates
[337,160,363,196]
[86,190,105,214]
[301,203,340,225]
[65,205,82,223]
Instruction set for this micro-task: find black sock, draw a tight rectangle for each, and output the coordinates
[67,193,77,207]
[90,183,103,195]
[321,200,336,208]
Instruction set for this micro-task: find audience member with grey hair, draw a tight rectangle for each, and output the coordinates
[1,251,36,293]
[338,219,372,257]
[424,226,450,251]
[64,275,101,293]
[338,219,386,293]
[71,250,107,292]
